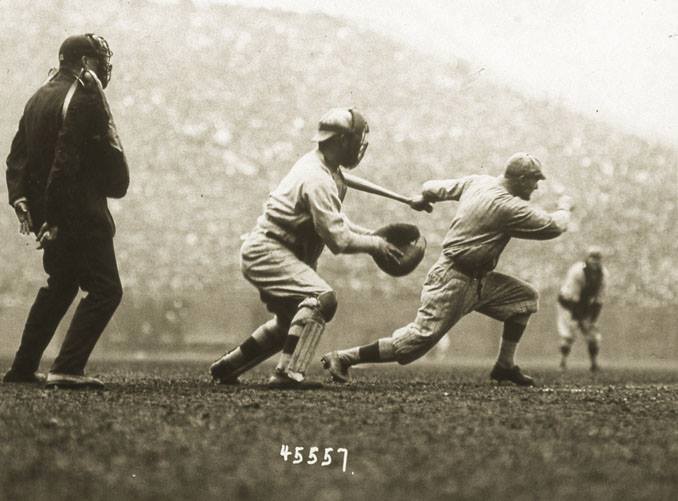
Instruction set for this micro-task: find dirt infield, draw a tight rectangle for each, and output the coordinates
[1,360,676,500]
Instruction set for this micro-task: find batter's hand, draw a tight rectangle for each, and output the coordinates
[13,200,33,235]
[372,237,404,265]
[408,195,433,213]
[36,223,58,249]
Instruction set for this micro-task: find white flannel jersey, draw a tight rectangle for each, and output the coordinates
[422,175,570,274]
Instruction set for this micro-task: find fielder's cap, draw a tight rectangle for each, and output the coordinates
[58,34,105,64]
[312,108,353,142]
[504,152,546,180]
[586,246,603,260]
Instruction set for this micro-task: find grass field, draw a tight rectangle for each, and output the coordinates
[1,359,677,501]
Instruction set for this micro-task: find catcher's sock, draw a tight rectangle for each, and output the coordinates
[496,320,526,368]
[222,319,282,370]
[274,334,299,373]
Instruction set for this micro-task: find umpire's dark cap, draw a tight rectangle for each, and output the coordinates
[504,152,546,180]
[59,34,100,64]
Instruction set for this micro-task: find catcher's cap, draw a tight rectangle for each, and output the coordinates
[312,108,354,142]
[59,34,112,64]
[504,152,546,180]
[373,223,426,277]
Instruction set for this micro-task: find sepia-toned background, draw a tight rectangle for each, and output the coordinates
[0,0,676,364]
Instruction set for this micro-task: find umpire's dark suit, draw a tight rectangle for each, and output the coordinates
[6,69,129,376]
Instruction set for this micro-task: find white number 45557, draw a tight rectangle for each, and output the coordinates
[280,444,349,472]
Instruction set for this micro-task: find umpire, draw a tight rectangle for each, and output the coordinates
[3,34,129,388]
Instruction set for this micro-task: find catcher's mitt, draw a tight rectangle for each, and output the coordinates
[373,223,426,277]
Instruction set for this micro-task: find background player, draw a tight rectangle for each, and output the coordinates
[322,153,573,386]
[210,108,404,387]
[557,246,608,371]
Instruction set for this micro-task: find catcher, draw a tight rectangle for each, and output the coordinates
[323,153,573,386]
[557,247,608,371]
[210,108,425,388]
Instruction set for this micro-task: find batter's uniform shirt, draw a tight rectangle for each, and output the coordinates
[391,174,570,364]
[240,149,371,323]
[557,261,608,345]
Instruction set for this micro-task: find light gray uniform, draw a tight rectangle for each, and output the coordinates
[240,149,372,323]
[557,261,608,345]
[391,174,570,363]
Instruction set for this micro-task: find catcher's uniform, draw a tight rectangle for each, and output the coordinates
[391,175,569,363]
[557,261,608,346]
[241,149,372,325]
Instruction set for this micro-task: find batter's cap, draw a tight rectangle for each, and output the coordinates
[311,108,354,142]
[504,152,546,180]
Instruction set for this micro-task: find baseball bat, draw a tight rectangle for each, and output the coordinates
[343,173,427,210]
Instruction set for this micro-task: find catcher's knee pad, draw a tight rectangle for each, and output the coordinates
[317,291,338,321]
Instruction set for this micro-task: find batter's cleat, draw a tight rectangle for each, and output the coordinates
[320,352,350,383]
[209,356,240,385]
[45,373,104,389]
[3,369,46,384]
[267,369,323,389]
[490,364,535,387]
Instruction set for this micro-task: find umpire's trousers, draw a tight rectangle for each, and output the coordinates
[11,231,122,375]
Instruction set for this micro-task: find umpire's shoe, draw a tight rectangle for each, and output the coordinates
[490,364,535,387]
[320,352,350,383]
[45,373,104,389]
[3,369,46,384]
[267,369,323,389]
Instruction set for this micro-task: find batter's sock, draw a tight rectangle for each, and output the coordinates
[345,338,396,365]
[496,321,526,368]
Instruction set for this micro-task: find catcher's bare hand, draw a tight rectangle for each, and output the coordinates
[408,195,433,213]
[36,222,58,249]
[372,238,404,264]
[14,201,33,235]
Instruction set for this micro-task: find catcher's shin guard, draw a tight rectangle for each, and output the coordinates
[276,298,327,381]
[287,319,324,381]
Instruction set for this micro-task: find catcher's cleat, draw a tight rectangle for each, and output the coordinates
[267,369,323,389]
[320,352,350,383]
[45,373,104,389]
[490,364,535,387]
[209,355,240,385]
[3,369,46,384]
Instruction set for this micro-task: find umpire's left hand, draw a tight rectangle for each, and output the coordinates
[36,223,59,249]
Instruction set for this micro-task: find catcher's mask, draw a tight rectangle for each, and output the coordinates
[59,33,113,88]
[373,223,426,277]
[313,108,369,168]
